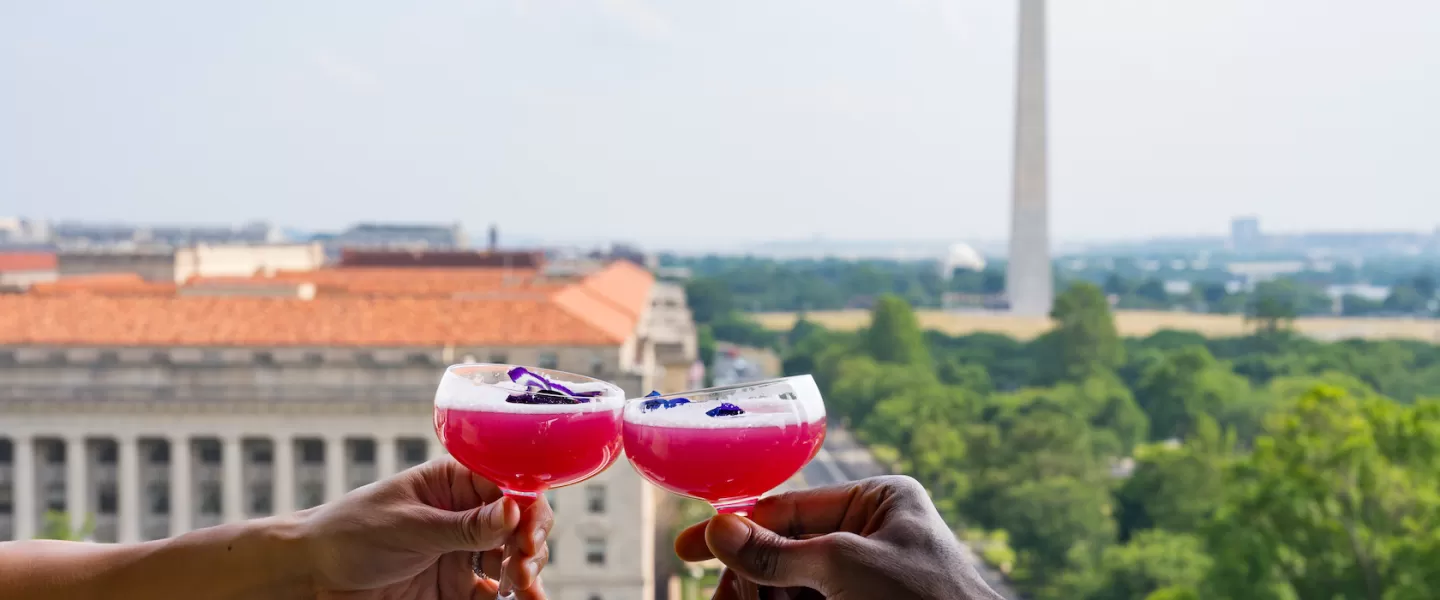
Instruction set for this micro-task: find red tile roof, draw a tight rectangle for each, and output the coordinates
[0,261,655,348]
[0,296,622,346]
[0,252,57,272]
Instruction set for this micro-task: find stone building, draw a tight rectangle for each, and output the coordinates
[0,260,695,600]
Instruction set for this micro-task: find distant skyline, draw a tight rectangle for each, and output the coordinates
[4,0,1439,249]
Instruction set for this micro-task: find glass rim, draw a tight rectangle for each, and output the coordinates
[627,374,816,402]
[441,363,624,392]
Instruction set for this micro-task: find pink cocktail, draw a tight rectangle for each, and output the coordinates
[622,375,828,515]
[434,364,625,500]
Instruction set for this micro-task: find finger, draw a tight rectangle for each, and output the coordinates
[514,574,548,600]
[437,551,490,600]
[712,568,741,600]
[505,539,549,591]
[516,496,555,557]
[747,482,869,538]
[424,496,520,553]
[481,549,504,580]
[675,518,715,562]
[705,514,830,589]
[470,576,501,600]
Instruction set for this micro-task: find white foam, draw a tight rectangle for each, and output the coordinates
[435,370,625,414]
[622,378,827,428]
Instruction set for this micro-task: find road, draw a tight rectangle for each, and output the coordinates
[801,427,1024,600]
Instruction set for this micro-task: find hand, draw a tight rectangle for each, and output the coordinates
[675,476,1003,600]
[300,458,553,599]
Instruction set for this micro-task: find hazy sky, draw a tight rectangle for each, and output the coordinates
[3,0,1438,249]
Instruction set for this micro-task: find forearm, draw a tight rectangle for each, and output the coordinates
[0,515,314,600]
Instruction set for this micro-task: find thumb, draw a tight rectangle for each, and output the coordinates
[704,514,829,589]
[422,496,520,553]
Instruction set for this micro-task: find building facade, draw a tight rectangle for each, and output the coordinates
[0,260,691,600]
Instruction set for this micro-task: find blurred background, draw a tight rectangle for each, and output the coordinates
[3,1,1439,599]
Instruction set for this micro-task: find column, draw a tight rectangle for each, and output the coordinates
[117,436,140,543]
[376,436,397,479]
[13,436,36,540]
[65,436,88,536]
[222,436,244,523]
[273,436,295,515]
[169,436,192,535]
[324,436,347,502]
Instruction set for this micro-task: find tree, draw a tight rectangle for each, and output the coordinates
[1205,387,1440,600]
[1034,282,1125,384]
[862,295,931,366]
[1246,280,1299,333]
[38,510,94,541]
[1132,346,1253,441]
[1115,417,1232,540]
[1062,531,1213,600]
[683,277,733,324]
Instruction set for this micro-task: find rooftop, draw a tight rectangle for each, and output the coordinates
[0,251,57,272]
[0,261,655,348]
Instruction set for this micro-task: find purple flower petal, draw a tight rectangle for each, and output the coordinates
[706,402,745,417]
[642,396,692,412]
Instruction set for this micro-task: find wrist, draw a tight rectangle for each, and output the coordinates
[249,513,317,598]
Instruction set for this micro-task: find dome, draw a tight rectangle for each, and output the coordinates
[943,242,987,273]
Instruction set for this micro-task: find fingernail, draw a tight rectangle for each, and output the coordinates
[709,514,750,551]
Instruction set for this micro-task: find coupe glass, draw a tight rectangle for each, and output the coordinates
[622,375,827,516]
[434,363,626,504]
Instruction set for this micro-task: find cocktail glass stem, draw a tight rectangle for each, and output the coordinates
[713,497,759,516]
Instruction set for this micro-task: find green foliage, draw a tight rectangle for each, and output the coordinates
[744,285,1440,600]
[1132,346,1254,442]
[38,510,94,541]
[683,277,733,324]
[1072,531,1214,600]
[1245,280,1301,333]
[1035,282,1125,383]
[707,312,780,349]
[862,295,931,366]
[1205,387,1440,600]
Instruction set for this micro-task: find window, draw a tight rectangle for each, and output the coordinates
[98,486,118,514]
[253,352,276,367]
[150,351,172,365]
[300,440,325,465]
[47,351,68,365]
[299,483,324,509]
[250,484,273,515]
[0,486,12,513]
[589,354,605,375]
[351,440,375,464]
[199,482,222,515]
[399,439,427,467]
[406,353,432,366]
[197,441,221,465]
[202,350,223,364]
[584,537,606,566]
[44,442,66,464]
[538,352,559,369]
[149,482,170,514]
[488,352,508,364]
[45,482,65,511]
[249,443,273,465]
[97,351,119,365]
[148,442,170,464]
[0,439,10,463]
[304,352,325,366]
[586,485,606,514]
[96,442,117,465]
[0,351,15,365]
[587,595,603,600]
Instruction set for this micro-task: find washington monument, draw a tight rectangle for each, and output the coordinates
[1006,0,1054,316]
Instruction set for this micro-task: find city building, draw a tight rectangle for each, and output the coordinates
[56,243,325,283]
[0,218,52,246]
[0,252,58,290]
[1005,0,1054,317]
[323,223,467,252]
[0,259,696,600]
[48,221,281,248]
[1230,216,1263,251]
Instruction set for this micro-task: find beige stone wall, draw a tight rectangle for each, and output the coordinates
[174,243,325,282]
